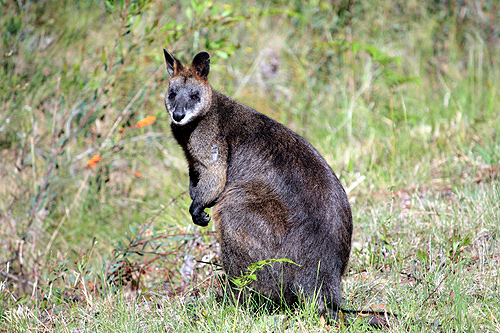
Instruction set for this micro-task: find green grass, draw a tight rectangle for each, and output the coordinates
[1,0,499,331]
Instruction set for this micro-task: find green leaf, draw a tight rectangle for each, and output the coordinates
[417,249,427,262]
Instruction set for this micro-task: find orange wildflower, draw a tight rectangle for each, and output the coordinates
[136,115,156,128]
[135,172,142,178]
[86,154,102,168]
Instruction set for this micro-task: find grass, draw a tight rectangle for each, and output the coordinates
[1,0,499,331]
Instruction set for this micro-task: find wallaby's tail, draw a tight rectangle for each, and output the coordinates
[337,309,398,329]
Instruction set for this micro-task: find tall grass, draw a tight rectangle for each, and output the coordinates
[1,0,499,331]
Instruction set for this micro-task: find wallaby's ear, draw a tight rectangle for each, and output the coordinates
[164,48,182,77]
[191,51,210,80]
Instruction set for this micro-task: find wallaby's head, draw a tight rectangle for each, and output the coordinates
[163,49,212,126]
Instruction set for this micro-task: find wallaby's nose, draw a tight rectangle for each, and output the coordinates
[173,111,185,122]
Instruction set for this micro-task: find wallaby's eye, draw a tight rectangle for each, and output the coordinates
[191,93,200,102]
[168,91,176,100]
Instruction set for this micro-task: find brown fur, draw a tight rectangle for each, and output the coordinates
[162,49,390,325]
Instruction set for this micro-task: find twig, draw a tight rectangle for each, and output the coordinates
[104,191,188,280]
[412,269,452,318]
[0,270,35,287]
[132,231,216,247]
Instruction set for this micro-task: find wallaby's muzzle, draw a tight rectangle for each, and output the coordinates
[172,110,185,122]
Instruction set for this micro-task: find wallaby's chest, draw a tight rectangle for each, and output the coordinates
[171,117,225,166]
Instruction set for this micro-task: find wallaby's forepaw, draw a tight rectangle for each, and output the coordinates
[190,205,210,226]
[192,211,210,226]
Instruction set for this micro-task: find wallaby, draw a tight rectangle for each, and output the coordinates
[163,49,393,327]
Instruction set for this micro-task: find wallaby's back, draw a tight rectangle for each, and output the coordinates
[210,90,353,309]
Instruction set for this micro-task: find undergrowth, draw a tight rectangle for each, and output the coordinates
[1,0,499,332]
